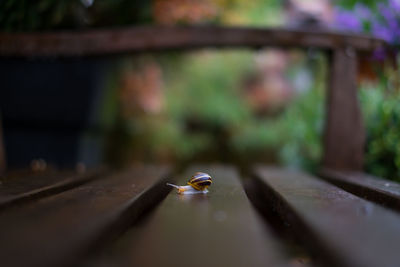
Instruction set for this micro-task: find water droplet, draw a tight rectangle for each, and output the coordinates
[360,203,374,216]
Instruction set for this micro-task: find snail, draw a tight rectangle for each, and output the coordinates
[167,172,212,194]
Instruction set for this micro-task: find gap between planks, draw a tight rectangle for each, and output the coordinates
[0,165,172,267]
[80,165,293,267]
[0,168,107,211]
[253,166,400,267]
[319,168,400,213]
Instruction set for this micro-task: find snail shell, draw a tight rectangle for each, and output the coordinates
[188,172,212,191]
[167,172,212,194]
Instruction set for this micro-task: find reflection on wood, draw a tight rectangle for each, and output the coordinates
[254,166,400,267]
[319,168,400,212]
[0,165,170,267]
[0,168,106,211]
[82,165,289,267]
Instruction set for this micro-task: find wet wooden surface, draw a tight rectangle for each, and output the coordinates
[81,165,289,267]
[0,165,170,267]
[319,168,400,212]
[0,26,386,57]
[2,164,399,267]
[0,169,73,196]
[254,166,400,267]
[0,168,104,210]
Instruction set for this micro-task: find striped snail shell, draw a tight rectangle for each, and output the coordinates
[166,172,212,194]
[188,172,212,191]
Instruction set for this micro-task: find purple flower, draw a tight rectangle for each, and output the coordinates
[388,0,400,13]
[378,3,398,30]
[334,2,400,48]
[335,8,363,32]
[372,46,388,61]
[372,22,394,42]
[354,3,371,20]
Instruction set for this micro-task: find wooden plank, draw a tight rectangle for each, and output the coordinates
[82,165,289,267]
[0,26,386,58]
[254,166,400,267]
[319,168,400,212]
[323,47,365,170]
[0,169,75,196]
[0,165,171,267]
[0,168,106,210]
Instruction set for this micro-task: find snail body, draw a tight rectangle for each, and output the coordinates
[167,172,212,194]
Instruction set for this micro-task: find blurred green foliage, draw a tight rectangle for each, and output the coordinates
[216,0,283,26]
[114,51,254,164]
[0,0,83,31]
[0,0,282,32]
[5,0,399,181]
[361,76,400,182]
[0,0,152,31]
[117,50,400,182]
[117,51,325,172]
[336,0,377,9]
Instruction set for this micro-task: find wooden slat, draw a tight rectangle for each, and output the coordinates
[253,166,400,267]
[319,168,400,212]
[323,47,365,171]
[0,169,76,196]
[0,168,105,210]
[0,165,171,267]
[82,165,289,267]
[0,26,386,57]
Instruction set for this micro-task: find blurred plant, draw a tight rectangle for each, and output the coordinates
[113,50,326,172]
[360,71,400,182]
[233,53,326,171]
[0,0,283,31]
[334,0,400,181]
[162,51,254,163]
[0,0,89,31]
[215,0,283,26]
[119,59,164,116]
[232,85,324,171]
[372,1,400,45]
[0,0,153,31]
[335,0,400,50]
[336,0,377,9]
[153,0,218,25]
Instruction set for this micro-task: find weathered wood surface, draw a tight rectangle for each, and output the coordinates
[0,165,170,267]
[253,166,400,267]
[319,168,400,212]
[0,26,386,57]
[323,48,365,171]
[0,168,105,210]
[0,169,76,197]
[82,165,289,267]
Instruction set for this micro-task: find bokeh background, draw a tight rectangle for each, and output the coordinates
[1,0,399,181]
